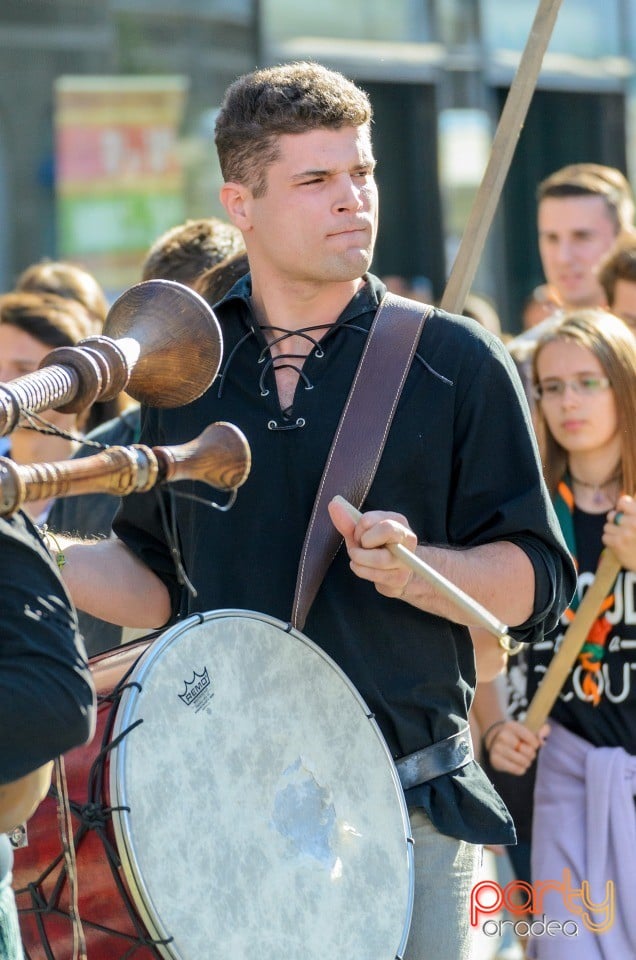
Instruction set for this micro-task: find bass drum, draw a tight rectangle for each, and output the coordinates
[13,635,156,958]
[15,610,414,959]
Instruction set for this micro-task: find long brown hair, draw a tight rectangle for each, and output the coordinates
[15,259,109,326]
[12,265,131,430]
[531,308,636,497]
[0,290,99,347]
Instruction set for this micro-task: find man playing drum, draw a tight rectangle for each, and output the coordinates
[53,62,575,959]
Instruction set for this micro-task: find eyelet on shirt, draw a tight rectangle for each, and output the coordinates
[267,418,306,431]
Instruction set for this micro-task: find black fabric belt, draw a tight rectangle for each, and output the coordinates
[395,727,474,790]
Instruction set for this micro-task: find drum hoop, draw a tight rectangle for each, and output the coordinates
[110,608,414,960]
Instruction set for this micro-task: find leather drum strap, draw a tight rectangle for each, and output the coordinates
[291,292,432,631]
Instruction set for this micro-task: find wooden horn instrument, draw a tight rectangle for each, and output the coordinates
[0,421,251,517]
[0,279,223,436]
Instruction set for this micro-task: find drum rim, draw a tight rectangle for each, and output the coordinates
[109,608,414,959]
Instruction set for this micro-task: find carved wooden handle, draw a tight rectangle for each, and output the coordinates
[0,422,251,516]
[154,422,252,491]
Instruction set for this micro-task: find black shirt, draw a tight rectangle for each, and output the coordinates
[114,274,575,843]
[527,506,636,753]
[0,510,95,784]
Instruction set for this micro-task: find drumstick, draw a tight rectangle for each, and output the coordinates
[333,495,510,643]
[524,547,620,733]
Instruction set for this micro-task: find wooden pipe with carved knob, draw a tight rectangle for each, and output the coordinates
[0,422,251,517]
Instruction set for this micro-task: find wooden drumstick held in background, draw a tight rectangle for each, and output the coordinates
[524,548,620,733]
[333,495,511,644]
[0,421,251,517]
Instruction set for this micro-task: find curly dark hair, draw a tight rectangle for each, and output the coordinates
[141,217,245,285]
[215,61,372,197]
[195,251,249,306]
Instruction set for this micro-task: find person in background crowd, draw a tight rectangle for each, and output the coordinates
[0,291,101,523]
[474,162,634,954]
[598,233,636,334]
[481,309,636,959]
[0,509,95,960]
[521,283,562,331]
[506,162,633,407]
[15,259,108,329]
[536,162,634,312]
[13,259,132,434]
[140,216,245,286]
[46,61,575,960]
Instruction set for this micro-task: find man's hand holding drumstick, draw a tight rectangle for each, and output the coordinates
[328,495,535,638]
[327,498,417,600]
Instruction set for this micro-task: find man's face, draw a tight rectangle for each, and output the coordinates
[238,125,378,287]
[537,195,618,309]
[610,278,636,334]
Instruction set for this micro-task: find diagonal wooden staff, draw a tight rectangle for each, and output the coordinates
[524,548,621,732]
[440,0,564,315]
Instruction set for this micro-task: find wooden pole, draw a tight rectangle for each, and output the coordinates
[524,549,620,732]
[440,0,564,314]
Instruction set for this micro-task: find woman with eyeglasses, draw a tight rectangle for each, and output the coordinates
[475,308,636,959]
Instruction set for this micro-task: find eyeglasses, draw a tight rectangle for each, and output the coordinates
[533,375,611,400]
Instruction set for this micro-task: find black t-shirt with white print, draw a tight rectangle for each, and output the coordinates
[526,506,636,754]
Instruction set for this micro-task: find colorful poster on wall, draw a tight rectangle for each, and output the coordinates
[55,75,188,298]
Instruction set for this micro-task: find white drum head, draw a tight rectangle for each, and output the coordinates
[110,610,413,959]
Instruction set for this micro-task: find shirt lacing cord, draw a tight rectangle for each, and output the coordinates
[258,327,328,432]
[215,316,450,432]
[222,322,332,431]
[261,355,310,431]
